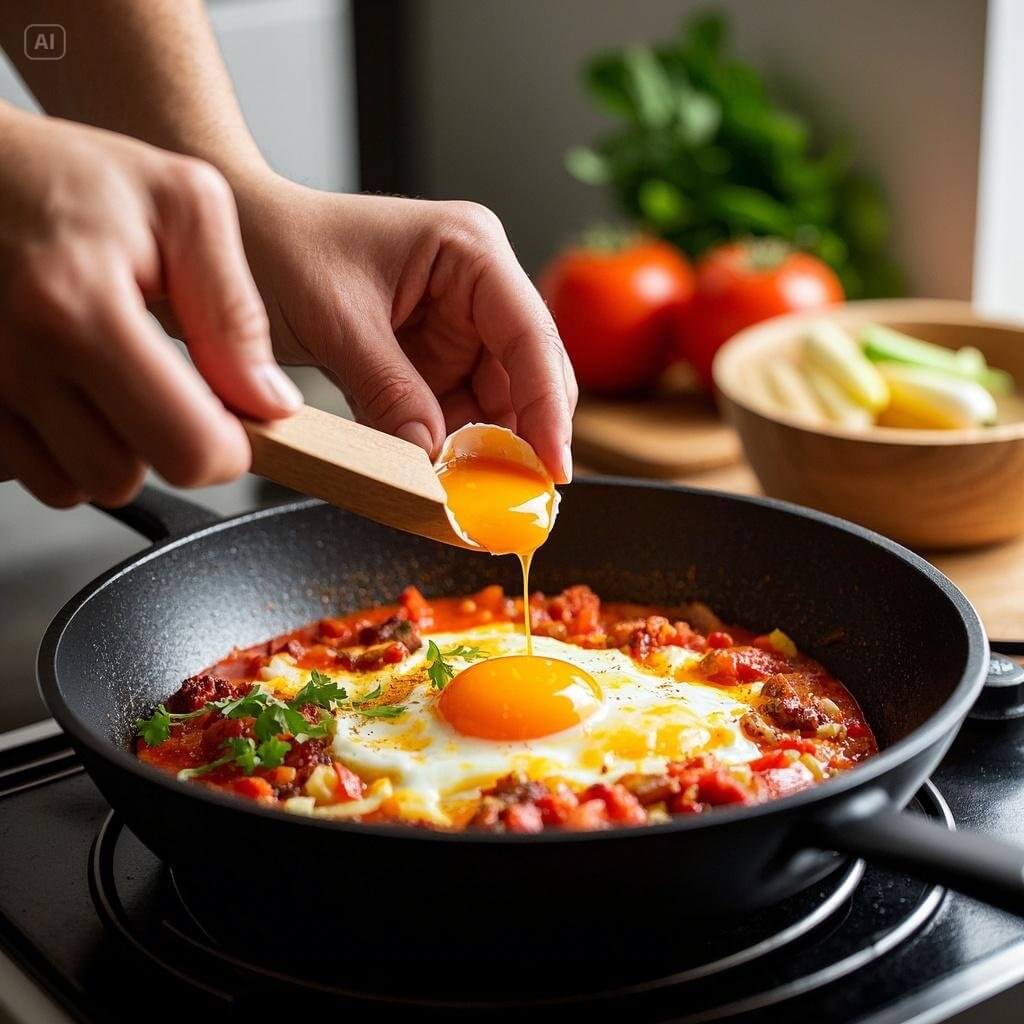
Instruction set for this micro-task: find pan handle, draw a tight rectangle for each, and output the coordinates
[96,484,220,543]
[811,793,1024,915]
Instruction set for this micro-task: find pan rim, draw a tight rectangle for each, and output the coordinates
[37,477,990,845]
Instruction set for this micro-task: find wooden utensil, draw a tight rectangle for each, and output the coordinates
[714,300,1024,549]
[243,404,474,549]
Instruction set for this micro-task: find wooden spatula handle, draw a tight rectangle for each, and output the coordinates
[243,405,473,549]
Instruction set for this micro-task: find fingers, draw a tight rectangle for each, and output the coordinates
[72,277,253,488]
[154,159,302,420]
[317,317,446,457]
[471,254,576,482]
[24,383,146,506]
[472,351,516,428]
[0,411,86,508]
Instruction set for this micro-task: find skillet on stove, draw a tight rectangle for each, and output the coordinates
[36,478,1024,968]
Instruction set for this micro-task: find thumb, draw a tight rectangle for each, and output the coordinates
[155,159,302,419]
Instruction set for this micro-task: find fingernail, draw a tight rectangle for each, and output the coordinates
[396,420,436,455]
[257,365,303,412]
[559,442,574,484]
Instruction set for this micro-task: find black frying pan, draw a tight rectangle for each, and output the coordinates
[37,479,1024,974]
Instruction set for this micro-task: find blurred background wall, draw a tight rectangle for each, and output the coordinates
[398,0,986,298]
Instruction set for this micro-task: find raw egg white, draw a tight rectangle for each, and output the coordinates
[260,624,761,828]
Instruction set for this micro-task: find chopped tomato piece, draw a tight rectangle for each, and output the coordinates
[535,784,579,826]
[399,586,432,625]
[318,617,356,643]
[775,737,818,754]
[579,783,646,825]
[229,777,275,801]
[749,750,790,772]
[696,771,750,806]
[757,765,815,800]
[504,803,544,833]
[564,798,610,831]
[707,631,734,649]
[333,763,364,801]
[846,721,869,739]
[269,766,297,786]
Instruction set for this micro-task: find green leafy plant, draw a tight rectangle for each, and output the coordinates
[567,12,902,298]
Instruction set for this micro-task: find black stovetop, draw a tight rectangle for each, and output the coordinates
[1,704,1022,1023]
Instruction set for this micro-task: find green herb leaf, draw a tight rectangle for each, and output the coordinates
[222,736,257,775]
[175,748,236,781]
[352,683,383,707]
[359,704,407,719]
[442,644,487,662]
[212,687,272,720]
[255,736,291,769]
[425,639,454,691]
[425,641,487,691]
[291,669,348,708]
[136,704,172,746]
[567,10,903,299]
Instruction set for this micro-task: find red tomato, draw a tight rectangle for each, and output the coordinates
[676,240,843,389]
[539,238,694,395]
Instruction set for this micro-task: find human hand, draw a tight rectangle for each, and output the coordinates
[0,107,301,508]
[230,177,577,482]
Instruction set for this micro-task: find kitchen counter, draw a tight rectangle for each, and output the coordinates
[642,459,1024,643]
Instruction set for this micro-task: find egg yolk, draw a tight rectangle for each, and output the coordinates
[439,656,602,740]
[437,455,554,557]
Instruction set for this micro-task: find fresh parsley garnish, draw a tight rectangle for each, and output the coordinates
[256,736,292,769]
[136,704,172,746]
[425,640,486,690]
[442,644,487,662]
[359,704,407,719]
[292,668,349,708]
[136,702,214,746]
[352,683,383,707]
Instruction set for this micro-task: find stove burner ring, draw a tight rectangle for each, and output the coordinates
[89,782,952,1013]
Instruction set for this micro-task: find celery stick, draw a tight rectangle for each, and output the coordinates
[804,321,889,411]
[860,324,1014,395]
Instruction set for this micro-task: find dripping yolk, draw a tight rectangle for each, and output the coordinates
[438,455,554,556]
[438,656,602,740]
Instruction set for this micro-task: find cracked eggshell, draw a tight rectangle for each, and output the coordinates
[434,423,561,550]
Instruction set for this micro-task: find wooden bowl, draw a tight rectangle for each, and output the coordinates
[713,300,1024,549]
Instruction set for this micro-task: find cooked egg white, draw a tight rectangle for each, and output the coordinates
[260,624,760,827]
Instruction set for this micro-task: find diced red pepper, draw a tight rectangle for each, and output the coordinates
[846,721,868,739]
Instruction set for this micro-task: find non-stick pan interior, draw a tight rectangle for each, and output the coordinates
[52,482,973,752]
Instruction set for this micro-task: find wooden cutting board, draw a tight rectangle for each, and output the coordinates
[572,375,742,478]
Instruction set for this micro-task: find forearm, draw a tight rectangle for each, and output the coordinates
[0,0,267,184]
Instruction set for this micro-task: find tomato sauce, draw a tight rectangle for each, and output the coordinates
[136,584,877,831]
